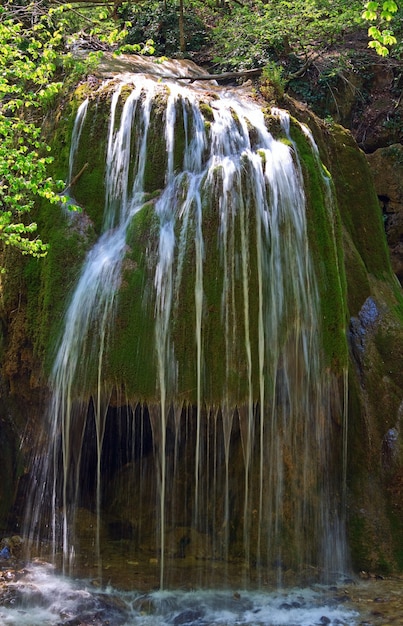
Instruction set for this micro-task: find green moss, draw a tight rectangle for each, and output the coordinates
[279,137,292,148]
[25,206,94,372]
[167,173,238,404]
[42,85,112,237]
[117,163,263,407]
[173,96,187,174]
[347,503,396,574]
[393,282,403,321]
[170,233,198,402]
[230,107,240,129]
[327,125,392,279]
[199,102,214,122]
[342,229,371,316]
[26,96,98,361]
[203,165,260,405]
[143,90,169,193]
[289,119,348,371]
[106,202,159,400]
[257,148,266,164]
[30,86,400,405]
[108,83,134,135]
[374,327,403,388]
[263,112,284,139]
[20,85,109,372]
[69,101,109,233]
[386,501,403,570]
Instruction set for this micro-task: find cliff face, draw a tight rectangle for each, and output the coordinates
[0,58,402,576]
[285,97,403,571]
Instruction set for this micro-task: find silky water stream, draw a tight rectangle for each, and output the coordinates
[0,59,381,624]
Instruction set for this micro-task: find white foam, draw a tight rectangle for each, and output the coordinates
[0,566,359,625]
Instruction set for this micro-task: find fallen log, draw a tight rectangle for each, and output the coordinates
[175,67,263,83]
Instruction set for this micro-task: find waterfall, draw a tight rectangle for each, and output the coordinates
[25,65,349,589]
[67,98,89,188]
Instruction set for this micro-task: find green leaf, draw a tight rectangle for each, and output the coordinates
[383,0,398,13]
[368,25,382,39]
[362,9,378,19]
[382,32,397,44]
[368,40,389,55]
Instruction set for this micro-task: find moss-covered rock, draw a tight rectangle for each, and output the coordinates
[288,117,349,372]
[0,68,402,577]
[107,201,159,401]
[347,282,403,572]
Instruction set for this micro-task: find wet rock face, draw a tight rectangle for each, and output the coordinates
[0,418,18,530]
[0,55,402,578]
[349,296,380,365]
[347,289,403,574]
[382,427,399,471]
[366,145,403,286]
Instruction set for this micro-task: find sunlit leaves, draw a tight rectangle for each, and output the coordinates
[115,39,155,56]
[362,0,399,55]
[212,0,363,70]
[0,12,66,260]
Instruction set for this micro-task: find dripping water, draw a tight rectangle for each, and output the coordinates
[67,98,89,189]
[25,68,349,589]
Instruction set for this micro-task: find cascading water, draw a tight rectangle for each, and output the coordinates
[24,61,349,593]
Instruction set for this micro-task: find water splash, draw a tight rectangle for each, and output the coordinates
[0,563,360,625]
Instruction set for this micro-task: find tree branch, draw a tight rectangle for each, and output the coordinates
[63,163,89,193]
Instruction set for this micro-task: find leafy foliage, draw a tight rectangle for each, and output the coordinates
[0,0,400,263]
[122,0,209,56]
[0,8,66,259]
[0,1,155,262]
[362,1,399,56]
[211,0,363,71]
[259,61,286,101]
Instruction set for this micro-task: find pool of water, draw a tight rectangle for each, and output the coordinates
[0,561,358,625]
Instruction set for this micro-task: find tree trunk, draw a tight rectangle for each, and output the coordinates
[179,0,185,53]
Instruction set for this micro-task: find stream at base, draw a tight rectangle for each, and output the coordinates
[1,561,402,625]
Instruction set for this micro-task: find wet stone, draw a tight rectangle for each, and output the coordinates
[0,547,10,560]
[333,594,351,603]
[172,608,205,624]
